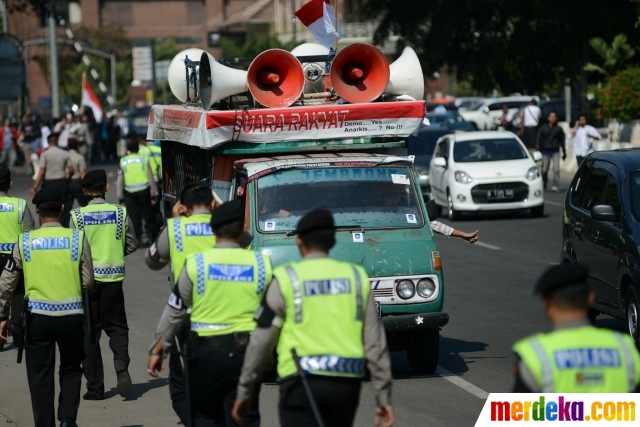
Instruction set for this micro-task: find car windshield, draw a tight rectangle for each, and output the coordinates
[471,103,486,111]
[453,138,528,162]
[256,166,424,231]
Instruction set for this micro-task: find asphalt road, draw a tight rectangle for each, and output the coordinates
[0,165,627,427]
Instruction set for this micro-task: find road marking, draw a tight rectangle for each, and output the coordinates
[475,241,501,250]
[436,366,490,399]
[545,200,563,206]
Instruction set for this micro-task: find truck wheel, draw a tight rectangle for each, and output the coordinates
[625,287,639,349]
[406,329,439,374]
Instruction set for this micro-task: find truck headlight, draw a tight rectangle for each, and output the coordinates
[455,171,473,184]
[417,278,436,298]
[396,280,415,299]
[526,166,540,180]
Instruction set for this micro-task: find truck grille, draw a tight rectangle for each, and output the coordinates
[471,182,529,204]
[372,289,394,298]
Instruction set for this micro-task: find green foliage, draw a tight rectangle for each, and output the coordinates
[154,35,182,61]
[585,34,635,75]
[365,0,640,95]
[601,67,640,121]
[220,32,299,63]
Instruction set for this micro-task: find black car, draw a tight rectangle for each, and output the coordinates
[562,150,640,346]
[408,127,453,198]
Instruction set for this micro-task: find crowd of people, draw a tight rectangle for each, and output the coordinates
[0,109,133,177]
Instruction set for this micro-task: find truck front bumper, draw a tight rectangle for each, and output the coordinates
[382,312,449,332]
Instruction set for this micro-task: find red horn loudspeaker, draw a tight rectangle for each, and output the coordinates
[330,43,390,103]
[247,49,305,108]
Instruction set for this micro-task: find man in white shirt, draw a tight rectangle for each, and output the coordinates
[519,99,541,153]
[570,114,601,166]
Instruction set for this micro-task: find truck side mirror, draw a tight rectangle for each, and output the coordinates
[426,199,440,221]
[591,205,617,222]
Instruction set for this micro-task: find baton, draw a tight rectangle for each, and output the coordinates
[16,298,28,364]
[291,348,326,427]
[179,333,193,427]
[84,290,96,345]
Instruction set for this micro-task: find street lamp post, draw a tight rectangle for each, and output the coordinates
[48,12,60,118]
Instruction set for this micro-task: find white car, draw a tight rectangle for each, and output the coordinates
[460,96,537,130]
[428,132,544,220]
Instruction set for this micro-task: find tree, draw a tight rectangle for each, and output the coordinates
[584,34,635,75]
[50,25,132,108]
[220,32,299,62]
[601,67,640,121]
[365,0,640,101]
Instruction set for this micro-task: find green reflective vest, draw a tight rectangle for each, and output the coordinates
[186,247,272,337]
[71,203,127,282]
[513,325,640,392]
[120,153,149,193]
[275,257,369,379]
[167,213,216,282]
[19,227,84,316]
[0,195,26,254]
[146,145,162,183]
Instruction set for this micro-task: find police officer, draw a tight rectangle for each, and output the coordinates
[69,169,138,400]
[0,168,35,350]
[145,182,216,424]
[117,138,158,246]
[512,263,640,392]
[138,135,164,230]
[232,209,394,427]
[0,187,94,427]
[148,201,269,427]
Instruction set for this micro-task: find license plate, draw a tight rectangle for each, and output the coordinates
[374,301,381,318]
[487,189,514,199]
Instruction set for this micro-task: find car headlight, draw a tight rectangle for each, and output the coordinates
[417,278,436,298]
[526,166,540,180]
[455,171,473,184]
[415,166,429,180]
[396,280,415,300]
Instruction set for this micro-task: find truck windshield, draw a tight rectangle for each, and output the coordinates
[256,166,424,231]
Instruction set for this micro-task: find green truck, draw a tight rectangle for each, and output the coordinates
[150,102,448,374]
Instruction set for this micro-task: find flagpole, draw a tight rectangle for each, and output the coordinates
[332,0,338,52]
[80,71,86,113]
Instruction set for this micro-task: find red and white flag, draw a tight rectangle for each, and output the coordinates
[295,0,342,49]
[82,78,103,123]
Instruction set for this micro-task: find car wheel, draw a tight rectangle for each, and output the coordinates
[447,192,461,221]
[530,205,544,218]
[406,329,439,375]
[625,287,640,349]
[471,122,479,131]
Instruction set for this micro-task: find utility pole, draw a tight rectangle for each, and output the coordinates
[48,10,60,117]
[1,0,8,34]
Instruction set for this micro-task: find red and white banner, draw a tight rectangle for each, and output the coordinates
[148,101,425,149]
[82,79,103,123]
[295,0,342,49]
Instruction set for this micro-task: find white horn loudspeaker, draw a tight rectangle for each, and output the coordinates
[198,52,249,109]
[385,46,425,101]
[291,43,329,93]
[168,48,208,102]
[247,49,305,108]
[330,43,390,103]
